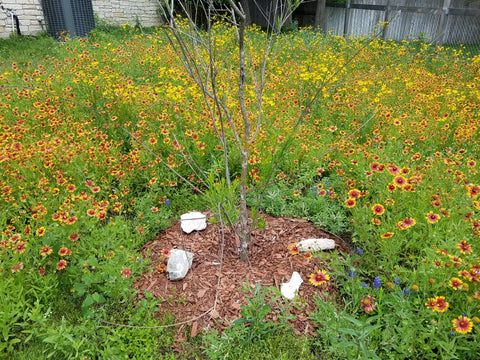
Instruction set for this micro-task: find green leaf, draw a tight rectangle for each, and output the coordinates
[2,326,8,340]
[359,341,368,356]
[81,273,92,287]
[343,314,364,327]
[73,283,86,297]
[233,317,248,325]
[62,333,74,343]
[259,305,271,317]
[43,335,60,344]
[362,324,383,336]
[9,338,21,345]
[86,255,99,268]
[82,294,94,310]
[92,292,106,304]
[338,327,358,337]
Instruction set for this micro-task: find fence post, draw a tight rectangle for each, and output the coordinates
[382,0,391,40]
[314,0,326,31]
[343,0,351,37]
[436,0,451,47]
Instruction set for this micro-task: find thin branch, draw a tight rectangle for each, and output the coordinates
[229,0,246,21]
[171,132,210,188]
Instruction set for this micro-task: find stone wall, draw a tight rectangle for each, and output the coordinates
[0,0,161,39]
[0,0,45,38]
[92,0,161,27]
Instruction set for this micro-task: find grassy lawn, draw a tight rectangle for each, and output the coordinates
[0,23,479,359]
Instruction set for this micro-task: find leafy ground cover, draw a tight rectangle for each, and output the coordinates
[0,23,479,359]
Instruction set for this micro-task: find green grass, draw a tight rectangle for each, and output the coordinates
[0,33,58,73]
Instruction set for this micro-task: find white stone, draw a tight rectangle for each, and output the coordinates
[297,238,335,252]
[166,249,194,281]
[280,272,303,300]
[180,211,207,233]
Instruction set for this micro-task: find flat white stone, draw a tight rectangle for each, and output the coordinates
[281,271,303,300]
[297,238,335,252]
[180,211,207,233]
[166,249,194,281]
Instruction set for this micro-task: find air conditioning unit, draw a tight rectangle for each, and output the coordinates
[42,0,95,39]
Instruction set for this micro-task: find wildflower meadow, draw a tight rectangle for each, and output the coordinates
[0,19,479,359]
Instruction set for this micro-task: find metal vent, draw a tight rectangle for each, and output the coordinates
[42,0,95,39]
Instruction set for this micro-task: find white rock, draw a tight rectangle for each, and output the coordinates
[180,211,207,233]
[166,249,194,281]
[297,238,335,252]
[281,271,303,300]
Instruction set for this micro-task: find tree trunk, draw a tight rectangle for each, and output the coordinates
[236,12,251,261]
[314,0,326,31]
[240,0,251,26]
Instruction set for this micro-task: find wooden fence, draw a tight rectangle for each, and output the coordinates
[252,0,480,45]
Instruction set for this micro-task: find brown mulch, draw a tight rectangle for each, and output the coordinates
[132,212,349,341]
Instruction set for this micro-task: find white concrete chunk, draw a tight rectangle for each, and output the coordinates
[297,238,335,252]
[281,271,303,300]
[180,211,207,233]
[166,249,194,281]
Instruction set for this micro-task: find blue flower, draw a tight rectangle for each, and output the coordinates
[355,247,364,256]
[348,269,357,278]
[361,283,369,288]
[403,289,411,297]
[393,277,401,285]
[373,277,382,289]
[165,199,170,206]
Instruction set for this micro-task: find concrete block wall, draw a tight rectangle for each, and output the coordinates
[92,0,161,27]
[0,1,45,39]
[0,0,161,39]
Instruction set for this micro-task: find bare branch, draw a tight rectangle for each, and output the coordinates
[229,0,246,21]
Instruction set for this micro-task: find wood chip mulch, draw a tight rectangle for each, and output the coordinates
[132,212,349,342]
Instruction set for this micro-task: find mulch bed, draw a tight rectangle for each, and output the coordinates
[132,212,349,342]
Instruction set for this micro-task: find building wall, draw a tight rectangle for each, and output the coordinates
[0,0,45,38]
[0,0,161,39]
[92,0,161,27]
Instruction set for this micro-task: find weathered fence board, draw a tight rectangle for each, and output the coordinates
[293,0,480,44]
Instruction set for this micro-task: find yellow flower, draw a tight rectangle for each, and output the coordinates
[309,270,330,286]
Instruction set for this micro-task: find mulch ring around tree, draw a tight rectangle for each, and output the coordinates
[132,212,350,343]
